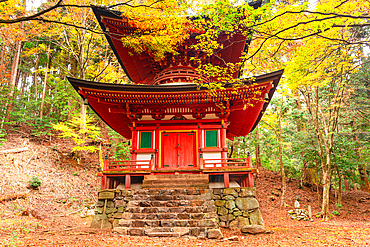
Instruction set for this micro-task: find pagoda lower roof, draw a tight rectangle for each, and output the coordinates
[68,70,283,139]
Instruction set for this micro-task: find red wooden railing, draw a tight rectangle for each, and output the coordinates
[102,155,252,172]
[104,159,154,172]
[200,157,253,170]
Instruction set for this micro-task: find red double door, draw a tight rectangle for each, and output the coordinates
[161,132,196,168]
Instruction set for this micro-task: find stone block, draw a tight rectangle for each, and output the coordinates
[121,213,132,220]
[166,201,179,207]
[129,228,144,236]
[213,195,221,200]
[133,195,149,200]
[220,214,235,222]
[157,213,175,219]
[191,213,205,219]
[113,227,128,235]
[233,211,242,217]
[222,195,235,201]
[190,227,201,236]
[157,207,169,213]
[127,201,139,207]
[225,200,236,210]
[207,229,223,239]
[112,219,119,228]
[161,220,175,227]
[213,188,223,195]
[204,205,216,213]
[113,212,123,218]
[197,219,217,228]
[132,220,146,227]
[178,213,190,219]
[214,200,225,207]
[169,207,185,213]
[223,188,239,197]
[173,227,190,236]
[239,187,256,198]
[146,214,157,220]
[95,207,103,214]
[139,201,151,207]
[135,189,149,195]
[217,207,228,216]
[121,190,133,197]
[235,197,259,211]
[241,225,265,234]
[105,207,117,214]
[186,207,201,213]
[96,200,105,207]
[249,209,264,225]
[175,220,189,227]
[142,207,158,214]
[118,219,132,227]
[117,207,124,213]
[229,216,250,229]
[114,200,126,208]
[106,201,115,208]
[179,200,190,206]
[132,214,146,219]
[145,220,160,227]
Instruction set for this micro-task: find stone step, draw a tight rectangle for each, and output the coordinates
[131,194,212,201]
[119,218,218,228]
[125,188,213,196]
[122,211,218,220]
[114,226,216,237]
[128,199,213,208]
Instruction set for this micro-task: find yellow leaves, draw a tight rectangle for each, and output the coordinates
[53,115,101,153]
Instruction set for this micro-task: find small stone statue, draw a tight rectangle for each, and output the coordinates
[294,196,300,209]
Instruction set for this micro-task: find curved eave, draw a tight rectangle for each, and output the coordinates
[226,69,284,138]
[67,68,283,139]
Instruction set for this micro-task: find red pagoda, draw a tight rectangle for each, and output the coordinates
[68,7,283,190]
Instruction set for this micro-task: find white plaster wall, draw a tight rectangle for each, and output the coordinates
[203,151,222,168]
[136,153,153,168]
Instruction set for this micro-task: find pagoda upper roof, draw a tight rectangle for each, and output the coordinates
[92,6,260,85]
[68,69,283,139]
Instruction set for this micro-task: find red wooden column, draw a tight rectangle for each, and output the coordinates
[131,127,138,161]
[224,173,230,188]
[108,178,114,189]
[125,174,131,189]
[101,175,107,189]
[220,122,227,161]
[248,172,254,187]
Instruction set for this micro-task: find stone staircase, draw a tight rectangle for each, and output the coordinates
[141,174,209,189]
[113,174,222,238]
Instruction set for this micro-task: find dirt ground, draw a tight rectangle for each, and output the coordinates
[0,130,369,246]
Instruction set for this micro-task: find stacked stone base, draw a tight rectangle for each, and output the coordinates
[91,187,264,238]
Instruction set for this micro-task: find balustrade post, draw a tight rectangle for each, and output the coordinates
[150,154,155,170]
[247,151,252,168]
[199,153,204,170]
[104,154,108,171]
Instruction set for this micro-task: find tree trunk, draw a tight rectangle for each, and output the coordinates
[335,164,342,205]
[321,153,331,220]
[1,40,22,129]
[358,164,370,193]
[278,100,286,207]
[255,126,261,169]
[40,42,51,119]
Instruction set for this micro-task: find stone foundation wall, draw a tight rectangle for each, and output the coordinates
[91,187,264,231]
[213,187,264,228]
[91,190,133,229]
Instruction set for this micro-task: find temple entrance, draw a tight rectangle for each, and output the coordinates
[161,131,196,168]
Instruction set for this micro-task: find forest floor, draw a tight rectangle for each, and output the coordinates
[0,128,369,246]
